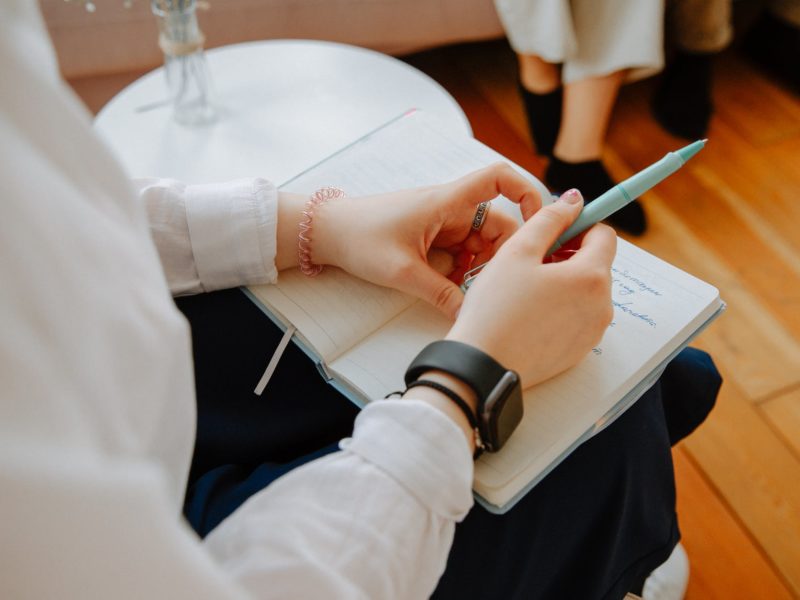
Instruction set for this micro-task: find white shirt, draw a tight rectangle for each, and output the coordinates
[0,3,473,598]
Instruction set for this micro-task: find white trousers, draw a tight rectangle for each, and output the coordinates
[494,0,665,83]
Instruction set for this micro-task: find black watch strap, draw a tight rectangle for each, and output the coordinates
[405,379,485,459]
[404,340,510,400]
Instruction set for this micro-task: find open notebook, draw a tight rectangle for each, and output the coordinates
[245,110,725,513]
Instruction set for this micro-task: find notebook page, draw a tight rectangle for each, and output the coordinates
[329,302,451,399]
[331,239,720,506]
[248,111,548,362]
[279,110,549,201]
[248,270,414,362]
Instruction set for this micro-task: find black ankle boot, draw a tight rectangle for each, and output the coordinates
[545,157,647,235]
[518,83,562,158]
[652,50,714,140]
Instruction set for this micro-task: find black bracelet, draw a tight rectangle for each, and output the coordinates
[405,379,485,458]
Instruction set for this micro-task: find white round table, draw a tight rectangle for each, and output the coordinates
[95,40,471,185]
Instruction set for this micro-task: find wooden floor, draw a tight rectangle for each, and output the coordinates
[69,40,800,599]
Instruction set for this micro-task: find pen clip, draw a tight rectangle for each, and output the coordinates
[460,261,489,293]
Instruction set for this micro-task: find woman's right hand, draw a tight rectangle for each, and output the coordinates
[446,189,617,389]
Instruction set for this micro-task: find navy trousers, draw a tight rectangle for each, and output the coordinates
[177,289,721,600]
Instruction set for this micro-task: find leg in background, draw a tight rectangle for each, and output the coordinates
[654,0,733,140]
[545,70,648,235]
[499,0,662,235]
[519,54,560,93]
[517,54,562,158]
[743,0,800,92]
[555,70,626,162]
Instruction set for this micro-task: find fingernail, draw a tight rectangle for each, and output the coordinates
[560,189,582,204]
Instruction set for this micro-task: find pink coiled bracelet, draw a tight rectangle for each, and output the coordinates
[297,186,346,276]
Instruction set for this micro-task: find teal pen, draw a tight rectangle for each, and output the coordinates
[548,139,706,254]
[461,139,706,292]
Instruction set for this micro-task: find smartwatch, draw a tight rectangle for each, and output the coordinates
[405,340,523,453]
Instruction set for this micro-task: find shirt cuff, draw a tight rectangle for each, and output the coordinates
[340,399,474,521]
[184,178,278,291]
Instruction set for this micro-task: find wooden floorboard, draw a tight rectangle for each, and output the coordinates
[762,388,800,459]
[682,370,800,595]
[713,54,800,147]
[69,38,800,599]
[674,447,794,600]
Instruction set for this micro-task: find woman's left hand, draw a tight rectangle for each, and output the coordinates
[310,163,542,319]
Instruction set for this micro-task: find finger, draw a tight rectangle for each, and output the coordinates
[511,188,585,260]
[454,162,542,217]
[548,247,578,263]
[473,245,496,271]
[427,248,456,276]
[442,207,517,256]
[427,247,470,285]
[446,250,474,285]
[457,208,518,257]
[569,223,617,269]
[403,263,464,320]
[547,227,587,262]
[461,231,488,256]
[478,208,519,247]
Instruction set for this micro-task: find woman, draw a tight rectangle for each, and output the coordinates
[495,0,665,235]
[1,1,717,598]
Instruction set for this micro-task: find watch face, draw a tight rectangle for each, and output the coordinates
[481,371,523,452]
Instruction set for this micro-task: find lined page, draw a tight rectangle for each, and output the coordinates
[279,110,549,202]
[249,270,414,362]
[330,302,451,399]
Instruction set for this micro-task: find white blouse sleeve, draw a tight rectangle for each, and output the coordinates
[204,399,475,599]
[136,177,279,295]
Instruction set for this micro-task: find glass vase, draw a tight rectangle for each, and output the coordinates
[151,0,216,126]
